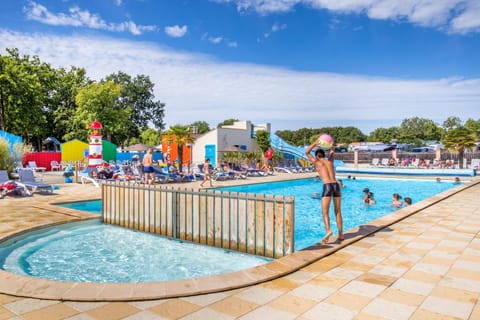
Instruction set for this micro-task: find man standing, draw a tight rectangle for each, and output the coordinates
[265,147,274,167]
[305,136,343,244]
[142,148,155,185]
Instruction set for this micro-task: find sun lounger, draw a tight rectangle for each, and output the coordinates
[0,170,31,197]
[18,169,53,194]
[28,161,46,173]
[79,168,101,187]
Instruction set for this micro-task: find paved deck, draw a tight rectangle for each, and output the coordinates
[0,172,479,319]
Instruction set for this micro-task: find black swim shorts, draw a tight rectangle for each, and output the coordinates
[322,182,341,197]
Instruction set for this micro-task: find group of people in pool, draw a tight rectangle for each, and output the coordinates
[362,188,412,207]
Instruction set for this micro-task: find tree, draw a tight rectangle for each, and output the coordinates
[140,128,161,146]
[163,124,195,172]
[464,118,480,139]
[399,117,442,142]
[217,118,238,128]
[51,66,90,142]
[369,127,400,143]
[105,72,165,145]
[442,126,477,169]
[442,116,462,132]
[255,130,270,152]
[190,121,210,134]
[0,49,49,149]
[69,81,129,144]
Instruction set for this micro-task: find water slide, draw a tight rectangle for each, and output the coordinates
[270,134,344,167]
[270,134,309,161]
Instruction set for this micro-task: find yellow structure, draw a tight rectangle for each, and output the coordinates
[61,139,89,163]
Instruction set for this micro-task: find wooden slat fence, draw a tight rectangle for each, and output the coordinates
[102,182,295,258]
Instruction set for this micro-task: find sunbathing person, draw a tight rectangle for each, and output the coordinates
[97,166,114,179]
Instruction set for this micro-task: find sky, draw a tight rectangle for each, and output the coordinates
[0,0,479,134]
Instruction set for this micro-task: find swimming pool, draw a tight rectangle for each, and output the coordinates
[0,220,269,283]
[218,177,462,250]
[56,199,102,214]
[0,177,461,284]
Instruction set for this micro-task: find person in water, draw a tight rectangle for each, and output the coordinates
[306,137,343,245]
[392,193,402,207]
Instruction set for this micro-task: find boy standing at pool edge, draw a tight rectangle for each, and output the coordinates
[305,135,343,245]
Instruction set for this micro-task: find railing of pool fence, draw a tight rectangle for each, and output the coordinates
[102,182,295,259]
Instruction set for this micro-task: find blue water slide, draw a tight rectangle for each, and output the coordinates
[270,134,344,167]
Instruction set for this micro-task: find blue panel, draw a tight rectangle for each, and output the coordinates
[205,144,216,166]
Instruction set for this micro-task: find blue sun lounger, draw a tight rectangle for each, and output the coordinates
[18,169,54,194]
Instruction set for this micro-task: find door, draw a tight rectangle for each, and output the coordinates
[205,144,216,167]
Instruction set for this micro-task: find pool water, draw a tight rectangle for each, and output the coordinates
[0,220,269,283]
[0,177,461,283]
[218,177,462,250]
[56,200,102,214]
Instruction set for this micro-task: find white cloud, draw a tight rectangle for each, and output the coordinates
[23,1,158,35]
[164,25,188,38]
[114,0,123,6]
[202,32,238,47]
[264,22,287,38]
[0,29,478,133]
[210,36,223,44]
[214,0,480,34]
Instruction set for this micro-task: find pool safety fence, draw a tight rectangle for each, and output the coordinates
[102,182,295,258]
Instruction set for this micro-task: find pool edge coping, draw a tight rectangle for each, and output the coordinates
[0,177,478,301]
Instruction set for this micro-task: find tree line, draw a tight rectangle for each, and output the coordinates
[275,116,480,148]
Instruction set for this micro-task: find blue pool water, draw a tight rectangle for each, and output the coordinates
[56,200,102,214]
[0,220,269,283]
[0,177,461,283]
[218,177,462,250]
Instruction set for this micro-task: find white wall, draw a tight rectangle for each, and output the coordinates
[192,120,269,168]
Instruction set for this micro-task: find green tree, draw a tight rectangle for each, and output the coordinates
[369,127,400,143]
[51,66,90,142]
[443,126,477,169]
[442,116,462,132]
[140,128,161,146]
[0,48,48,149]
[275,129,296,145]
[217,118,238,128]
[70,81,129,144]
[255,130,270,152]
[163,124,195,172]
[399,117,442,142]
[464,118,480,139]
[190,121,210,134]
[105,71,165,145]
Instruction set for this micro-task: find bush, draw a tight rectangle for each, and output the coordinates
[0,138,15,173]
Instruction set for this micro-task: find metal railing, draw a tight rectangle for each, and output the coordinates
[102,182,295,258]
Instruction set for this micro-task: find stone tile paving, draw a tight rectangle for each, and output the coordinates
[0,173,479,319]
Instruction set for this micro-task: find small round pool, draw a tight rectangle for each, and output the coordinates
[0,220,270,283]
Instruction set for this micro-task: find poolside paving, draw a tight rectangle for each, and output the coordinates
[0,172,479,319]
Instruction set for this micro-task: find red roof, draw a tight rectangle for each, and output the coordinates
[89,120,103,129]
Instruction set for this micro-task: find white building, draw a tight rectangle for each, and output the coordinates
[192,120,271,167]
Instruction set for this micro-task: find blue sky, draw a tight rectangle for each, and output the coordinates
[0,0,479,134]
